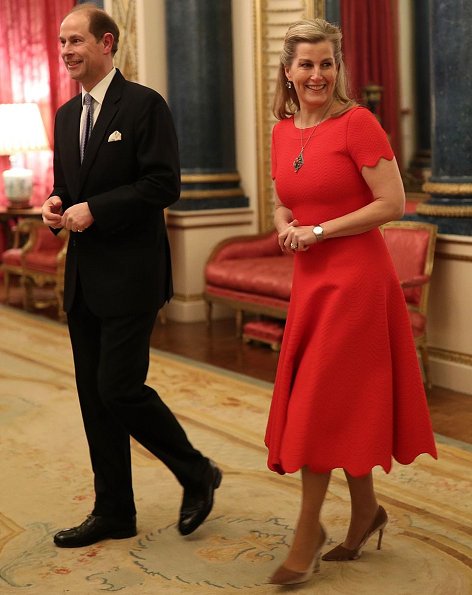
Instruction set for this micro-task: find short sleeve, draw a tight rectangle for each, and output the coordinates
[346,107,394,171]
[271,124,278,180]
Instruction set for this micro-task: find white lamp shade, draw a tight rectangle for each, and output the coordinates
[0,103,50,155]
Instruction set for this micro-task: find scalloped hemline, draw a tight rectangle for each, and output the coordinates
[267,450,438,477]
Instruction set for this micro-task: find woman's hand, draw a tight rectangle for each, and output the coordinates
[278,220,318,253]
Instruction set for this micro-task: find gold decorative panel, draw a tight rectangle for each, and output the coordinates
[111,0,138,82]
[254,0,324,232]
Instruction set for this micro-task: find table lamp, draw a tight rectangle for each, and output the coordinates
[0,103,50,209]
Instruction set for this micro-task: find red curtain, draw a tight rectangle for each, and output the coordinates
[0,0,77,207]
[340,0,401,163]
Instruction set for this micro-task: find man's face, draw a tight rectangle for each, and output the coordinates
[59,11,108,91]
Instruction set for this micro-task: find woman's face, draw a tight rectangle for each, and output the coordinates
[285,41,337,112]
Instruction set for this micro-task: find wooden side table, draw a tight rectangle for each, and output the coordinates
[0,205,43,249]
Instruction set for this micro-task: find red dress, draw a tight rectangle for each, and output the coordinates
[265,107,437,477]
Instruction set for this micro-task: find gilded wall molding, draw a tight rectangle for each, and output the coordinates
[429,347,472,367]
[416,203,472,217]
[111,0,138,82]
[423,181,472,196]
[254,0,325,232]
[436,252,472,263]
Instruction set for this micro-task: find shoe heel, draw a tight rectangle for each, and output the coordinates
[214,468,223,489]
[377,527,384,550]
[314,553,321,574]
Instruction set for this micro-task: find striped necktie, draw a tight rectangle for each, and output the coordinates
[80,93,94,162]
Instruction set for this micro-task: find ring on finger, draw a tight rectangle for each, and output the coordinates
[290,242,297,250]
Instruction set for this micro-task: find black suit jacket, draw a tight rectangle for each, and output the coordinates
[52,70,179,317]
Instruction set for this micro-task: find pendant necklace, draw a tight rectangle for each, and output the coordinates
[293,99,334,173]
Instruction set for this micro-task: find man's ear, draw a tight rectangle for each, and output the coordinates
[102,32,114,54]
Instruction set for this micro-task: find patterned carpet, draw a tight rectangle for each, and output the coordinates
[0,305,471,594]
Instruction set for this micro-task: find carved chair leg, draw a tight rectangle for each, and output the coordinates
[4,271,11,302]
[419,342,432,395]
[22,276,35,311]
[55,286,64,321]
[158,308,167,324]
[235,309,243,338]
[205,300,212,327]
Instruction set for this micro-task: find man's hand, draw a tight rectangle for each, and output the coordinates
[42,196,64,229]
[61,203,94,233]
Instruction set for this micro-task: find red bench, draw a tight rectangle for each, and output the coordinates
[204,230,293,336]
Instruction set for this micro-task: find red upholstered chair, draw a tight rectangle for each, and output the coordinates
[1,218,69,320]
[381,221,438,391]
[204,230,293,336]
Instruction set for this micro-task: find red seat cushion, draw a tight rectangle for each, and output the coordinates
[23,252,59,274]
[243,320,284,342]
[408,309,426,338]
[383,228,430,306]
[1,248,22,266]
[205,256,293,300]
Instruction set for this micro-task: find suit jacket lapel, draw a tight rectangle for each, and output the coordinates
[78,70,126,193]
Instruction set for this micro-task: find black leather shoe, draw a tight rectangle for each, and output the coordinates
[178,460,222,536]
[53,514,137,548]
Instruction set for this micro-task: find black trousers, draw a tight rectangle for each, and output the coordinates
[67,282,207,519]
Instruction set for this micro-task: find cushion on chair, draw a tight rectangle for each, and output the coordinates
[383,228,431,306]
[23,252,60,274]
[205,256,293,300]
[243,320,285,343]
[210,231,281,263]
[23,227,66,274]
[1,248,22,266]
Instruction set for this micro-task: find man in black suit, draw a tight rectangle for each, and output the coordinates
[42,3,221,548]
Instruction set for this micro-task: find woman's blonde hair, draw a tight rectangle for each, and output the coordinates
[273,19,356,120]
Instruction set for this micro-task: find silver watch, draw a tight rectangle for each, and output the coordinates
[312,225,324,242]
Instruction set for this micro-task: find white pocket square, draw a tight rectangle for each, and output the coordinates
[108,131,122,142]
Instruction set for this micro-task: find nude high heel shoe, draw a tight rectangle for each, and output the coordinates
[322,505,388,562]
[269,525,327,585]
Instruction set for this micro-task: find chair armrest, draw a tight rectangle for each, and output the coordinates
[10,219,37,249]
[399,274,430,288]
[208,230,280,263]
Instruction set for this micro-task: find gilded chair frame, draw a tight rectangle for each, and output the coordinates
[1,220,28,303]
[381,220,438,313]
[381,220,438,391]
[18,219,69,321]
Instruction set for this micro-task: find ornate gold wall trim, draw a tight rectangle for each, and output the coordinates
[111,0,138,82]
[429,347,472,367]
[423,182,472,196]
[254,0,325,232]
[436,252,472,263]
[180,189,245,199]
[182,173,241,184]
[416,203,472,217]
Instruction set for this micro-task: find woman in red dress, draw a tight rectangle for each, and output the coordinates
[265,19,437,585]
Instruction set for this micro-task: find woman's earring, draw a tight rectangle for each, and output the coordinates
[286,80,292,89]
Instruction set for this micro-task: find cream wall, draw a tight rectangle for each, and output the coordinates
[428,237,472,395]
